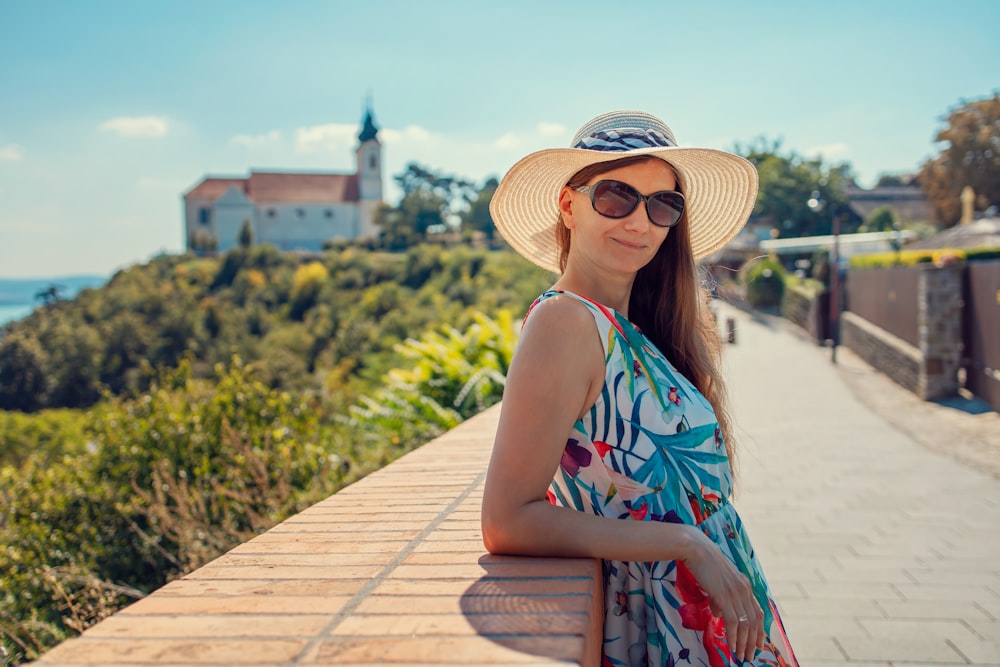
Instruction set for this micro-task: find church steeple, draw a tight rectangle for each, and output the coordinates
[355,97,383,219]
[358,102,379,143]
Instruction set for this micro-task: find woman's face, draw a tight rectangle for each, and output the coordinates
[559,158,678,276]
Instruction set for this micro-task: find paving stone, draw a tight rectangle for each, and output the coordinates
[835,635,967,662]
[947,633,1000,663]
[875,599,995,621]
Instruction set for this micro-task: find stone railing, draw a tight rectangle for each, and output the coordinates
[34,405,604,666]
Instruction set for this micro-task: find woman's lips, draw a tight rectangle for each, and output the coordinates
[611,237,646,250]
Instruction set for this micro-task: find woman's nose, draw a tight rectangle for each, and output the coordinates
[621,204,653,231]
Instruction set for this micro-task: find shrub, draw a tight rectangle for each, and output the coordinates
[741,258,787,308]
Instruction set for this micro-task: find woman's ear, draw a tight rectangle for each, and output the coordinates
[558,187,576,230]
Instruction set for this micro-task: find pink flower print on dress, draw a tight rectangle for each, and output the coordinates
[668,386,682,406]
[605,467,655,502]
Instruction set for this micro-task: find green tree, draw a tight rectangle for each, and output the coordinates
[0,333,48,411]
[858,205,898,233]
[461,177,499,238]
[373,202,419,250]
[190,229,218,253]
[33,284,64,305]
[875,173,907,187]
[736,138,860,237]
[919,92,1000,225]
[238,218,254,249]
[374,164,478,249]
[44,323,102,409]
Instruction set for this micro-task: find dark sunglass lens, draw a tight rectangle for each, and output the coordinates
[592,181,639,218]
[648,192,684,227]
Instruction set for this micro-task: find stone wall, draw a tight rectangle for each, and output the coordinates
[780,285,827,343]
[842,311,922,395]
[918,263,963,400]
[842,263,964,401]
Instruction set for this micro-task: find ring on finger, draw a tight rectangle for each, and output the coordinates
[737,615,748,622]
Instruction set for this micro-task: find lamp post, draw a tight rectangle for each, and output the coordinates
[808,191,841,364]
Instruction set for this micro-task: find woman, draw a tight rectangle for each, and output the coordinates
[482,111,797,666]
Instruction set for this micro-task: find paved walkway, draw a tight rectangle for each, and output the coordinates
[716,302,1000,666]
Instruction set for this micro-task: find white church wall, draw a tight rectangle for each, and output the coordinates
[184,197,216,249]
[215,203,257,252]
[257,203,360,251]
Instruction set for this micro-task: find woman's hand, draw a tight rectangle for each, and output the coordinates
[682,528,765,663]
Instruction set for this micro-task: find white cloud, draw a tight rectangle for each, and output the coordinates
[295,123,357,153]
[0,143,24,162]
[537,122,566,136]
[380,124,433,144]
[494,133,519,150]
[231,130,282,147]
[99,116,169,138]
[804,142,851,160]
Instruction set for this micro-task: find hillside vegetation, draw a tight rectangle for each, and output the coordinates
[0,242,552,663]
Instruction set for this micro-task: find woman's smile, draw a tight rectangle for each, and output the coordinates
[610,236,648,250]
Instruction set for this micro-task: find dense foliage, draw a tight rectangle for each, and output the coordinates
[735,138,862,238]
[740,257,787,308]
[0,242,552,663]
[919,92,1000,225]
[0,243,549,412]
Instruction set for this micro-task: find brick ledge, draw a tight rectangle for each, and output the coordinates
[34,404,603,666]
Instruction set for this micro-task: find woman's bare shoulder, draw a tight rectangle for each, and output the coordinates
[513,294,603,385]
[521,293,597,341]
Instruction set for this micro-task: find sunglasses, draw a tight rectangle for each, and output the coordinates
[571,179,685,228]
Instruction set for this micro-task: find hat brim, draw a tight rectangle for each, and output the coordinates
[490,145,758,273]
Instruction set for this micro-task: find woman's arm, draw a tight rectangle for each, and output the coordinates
[481,296,764,661]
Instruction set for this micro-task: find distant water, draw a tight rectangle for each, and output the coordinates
[0,275,106,328]
[0,303,35,327]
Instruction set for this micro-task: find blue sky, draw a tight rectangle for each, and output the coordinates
[0,0,997,278]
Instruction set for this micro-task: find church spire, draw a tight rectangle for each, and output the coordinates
[358,97,379,143]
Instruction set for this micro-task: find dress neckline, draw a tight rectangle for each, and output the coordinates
[541,288,638,327]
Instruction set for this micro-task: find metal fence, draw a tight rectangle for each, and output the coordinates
[963,260,1000,411]
[845,266,921,348]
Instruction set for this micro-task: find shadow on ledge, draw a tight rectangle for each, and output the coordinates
[459,553,603,666]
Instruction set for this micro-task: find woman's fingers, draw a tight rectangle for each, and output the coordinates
[724,608,749,661]
[734,601,766,663]
[682,532,766,661]
[755,601,767,651]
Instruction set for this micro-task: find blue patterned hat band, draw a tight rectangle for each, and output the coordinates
[573,128,676,152]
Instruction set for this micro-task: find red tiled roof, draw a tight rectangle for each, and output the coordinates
[184,177,248,200]
[183,171,359,204]
[246,171,358,204]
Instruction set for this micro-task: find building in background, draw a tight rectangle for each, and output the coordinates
[182,107,383,253]
[844,176,931,225]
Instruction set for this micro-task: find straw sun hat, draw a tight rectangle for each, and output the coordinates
[490,110,759,273]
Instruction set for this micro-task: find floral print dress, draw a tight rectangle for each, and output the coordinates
[530,290,797,667]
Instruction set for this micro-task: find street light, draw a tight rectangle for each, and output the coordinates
[807,190,841,364]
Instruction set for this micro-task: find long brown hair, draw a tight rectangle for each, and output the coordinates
[558,156,737,477]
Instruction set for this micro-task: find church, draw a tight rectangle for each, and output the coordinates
[182,107,383,253]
